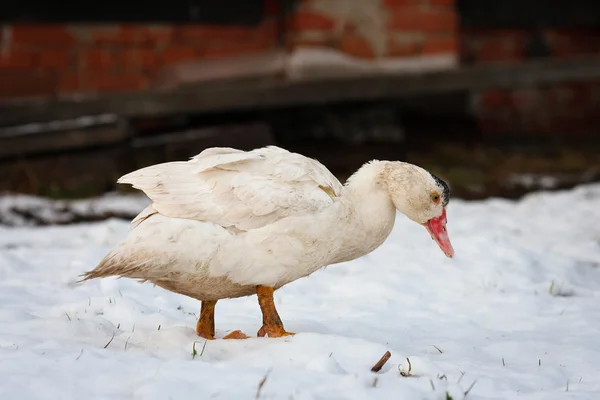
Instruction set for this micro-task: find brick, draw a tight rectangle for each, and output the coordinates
[198,22,278,59]
[58,74,83,93]
[0,51,34,69]
[122,48,157,70]
[91,26,138,45]
[38,50,72,70]
[386,36,420,57]
[201,40,273,59]
[81,48,118,70]
[92,25,172,45]
[288,11,337,31]
[161,46,199,65]
[141,26,174,45]
[339,32,377,59]
[10,25,76,46]
[422,35,458,54]
[0,70,57,99]
[388,7,457,32]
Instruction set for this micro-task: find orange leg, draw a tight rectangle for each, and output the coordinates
[196,300,216,340]
[256,285,295,338]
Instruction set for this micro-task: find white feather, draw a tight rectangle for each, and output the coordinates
[87,145,447,290]
[118,146,342,231]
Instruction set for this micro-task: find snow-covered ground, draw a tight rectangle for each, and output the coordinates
[1,184,599,400]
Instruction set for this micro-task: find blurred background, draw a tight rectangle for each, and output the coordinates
[0,0,599,208]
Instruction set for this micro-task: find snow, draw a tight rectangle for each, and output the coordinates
[1,184,600,400]
[0,193,148,226]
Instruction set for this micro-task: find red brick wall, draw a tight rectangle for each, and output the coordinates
[463,28,600,139]
[0,0,460,101]
[0,22,279,99]
[288,0,458,59]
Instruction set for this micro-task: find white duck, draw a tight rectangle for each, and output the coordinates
[80,145,453,339]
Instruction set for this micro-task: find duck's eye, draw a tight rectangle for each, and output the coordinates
[431,193,441,204]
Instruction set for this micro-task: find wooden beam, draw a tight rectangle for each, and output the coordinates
[1,56,600,126]
[0,115,128,159]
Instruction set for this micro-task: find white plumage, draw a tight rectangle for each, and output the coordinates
[121,145,343,231]
[80,145,453,339]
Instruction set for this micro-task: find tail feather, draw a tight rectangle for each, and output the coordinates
[76,249,145,283]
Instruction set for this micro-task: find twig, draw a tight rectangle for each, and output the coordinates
[464,380,478,397]
[256,369,272,399]
[400,357,413,377]
[429,379,436,391]
[103,332,116,349]
[371,351,392,373]
[192,340,208,359]
[457,370,466,384]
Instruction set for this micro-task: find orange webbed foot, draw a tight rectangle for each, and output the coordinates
[256,285,296,338]
[257,325,295,338]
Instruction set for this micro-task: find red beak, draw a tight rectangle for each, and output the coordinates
[423,208,454,258]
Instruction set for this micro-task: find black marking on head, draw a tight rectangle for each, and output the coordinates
[429,172,450,207]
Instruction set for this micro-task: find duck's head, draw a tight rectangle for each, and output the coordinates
[383,162,454,258]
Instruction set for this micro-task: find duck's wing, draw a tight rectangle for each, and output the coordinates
[118,146,343,230]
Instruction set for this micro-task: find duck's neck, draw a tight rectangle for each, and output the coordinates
[334,161,397,261]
